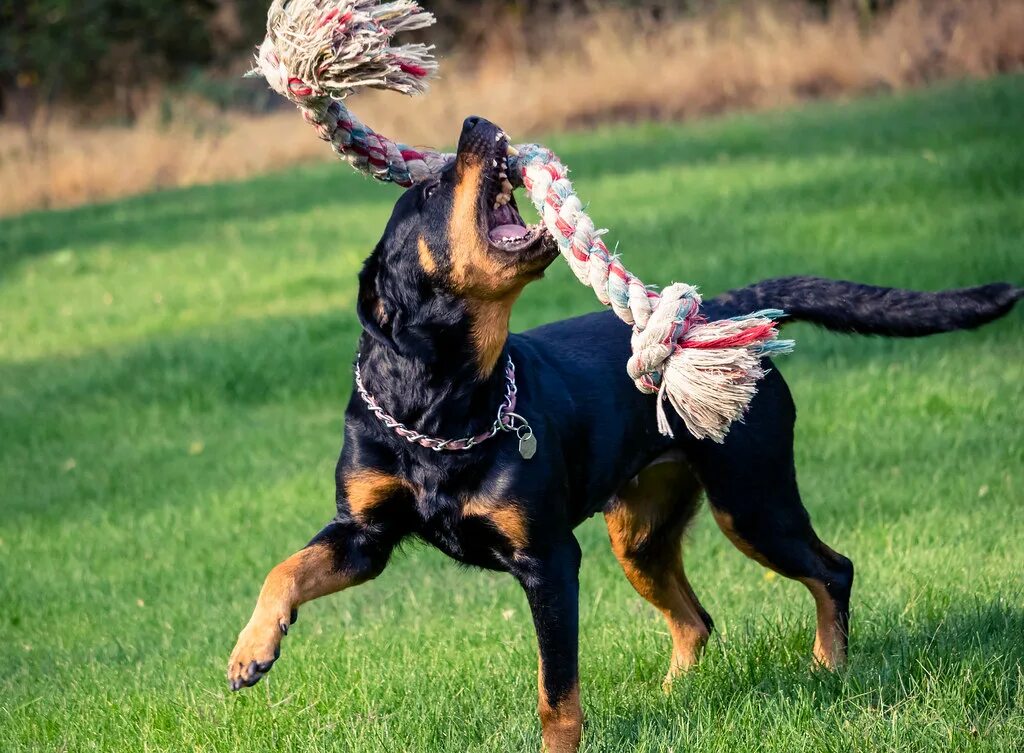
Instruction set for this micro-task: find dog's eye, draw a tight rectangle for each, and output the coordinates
[422,181,440,200]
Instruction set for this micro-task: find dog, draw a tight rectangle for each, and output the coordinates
[227,116,1021,752]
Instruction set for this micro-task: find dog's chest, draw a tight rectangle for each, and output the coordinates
[413,488,522,572]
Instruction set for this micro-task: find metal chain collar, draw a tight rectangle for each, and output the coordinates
[354,355,536,457]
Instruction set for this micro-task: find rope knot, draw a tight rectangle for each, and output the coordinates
[626,283,701,391]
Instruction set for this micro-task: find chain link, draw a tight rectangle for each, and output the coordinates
[354,355,532,453]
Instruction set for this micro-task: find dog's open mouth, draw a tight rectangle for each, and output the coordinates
[482,132,546,253]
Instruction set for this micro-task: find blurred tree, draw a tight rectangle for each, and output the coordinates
[0,0,252,120]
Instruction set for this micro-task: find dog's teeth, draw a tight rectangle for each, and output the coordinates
[506,144,519,157]
[499,171,507,179]
[501,178,514,195]
[492,159,498,168]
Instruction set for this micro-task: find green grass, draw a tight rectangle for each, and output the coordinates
[1,76,1022,752]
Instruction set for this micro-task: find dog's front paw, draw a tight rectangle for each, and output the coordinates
[227,612,292,690]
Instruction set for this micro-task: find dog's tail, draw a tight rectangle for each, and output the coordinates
[714,276,1022,337]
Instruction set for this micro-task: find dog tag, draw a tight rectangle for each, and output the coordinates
[518,432,537,460]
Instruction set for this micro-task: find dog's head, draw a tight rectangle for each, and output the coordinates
[358,117,558,371]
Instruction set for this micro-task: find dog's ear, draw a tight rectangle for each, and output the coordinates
[356,250,392,347]
[356,250,438,362]
[389,309,437,363]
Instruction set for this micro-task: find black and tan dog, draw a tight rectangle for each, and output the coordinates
[228,116,1021,751]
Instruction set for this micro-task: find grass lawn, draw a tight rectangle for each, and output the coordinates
[1,76,1022,752]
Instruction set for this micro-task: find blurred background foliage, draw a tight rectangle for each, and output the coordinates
[3,0,1021,217]
[0,0,891,121]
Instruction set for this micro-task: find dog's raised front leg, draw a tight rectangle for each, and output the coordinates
[514,538,584,753]
[227,519,394,690]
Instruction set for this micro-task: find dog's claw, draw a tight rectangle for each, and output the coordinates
[230,674,255,691]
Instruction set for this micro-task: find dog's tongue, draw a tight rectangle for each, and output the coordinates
[488,224,529,242]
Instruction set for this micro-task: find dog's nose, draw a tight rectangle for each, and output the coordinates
[462,116,483,134]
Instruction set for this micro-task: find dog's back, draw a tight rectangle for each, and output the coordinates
[514,274,1021,520]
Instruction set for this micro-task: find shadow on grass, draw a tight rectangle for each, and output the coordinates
[0,165,394,275]
[0,309,359,522]
[602,599,1024,746]
[0,310,355,416]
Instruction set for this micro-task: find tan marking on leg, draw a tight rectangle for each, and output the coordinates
[343,469,412,522]
[418,235,437,275]
[799,576,847,669]
[607,506,709,681]
[664,567,710,683]
[537,659,582,753]
[228,543,353,687]
[712,507,850,669]
[711,509,773,567]
[463,496,528,550]
[606,460,710,685]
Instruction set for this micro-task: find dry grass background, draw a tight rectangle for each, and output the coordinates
[2,0,1023,217]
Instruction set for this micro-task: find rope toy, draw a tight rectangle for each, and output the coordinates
[252,0,794,442]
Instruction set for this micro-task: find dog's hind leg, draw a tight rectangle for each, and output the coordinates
[605,454,713,688]
[693,374,854,669]
[227,519,398,690]
[707,488,853,669]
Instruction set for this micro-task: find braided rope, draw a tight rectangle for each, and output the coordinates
[513,144,794,440]
[254,0,452,186]
[252,0,794,442]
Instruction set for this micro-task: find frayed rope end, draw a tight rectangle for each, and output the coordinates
[255,0,438,103]
[655,310,794,443]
